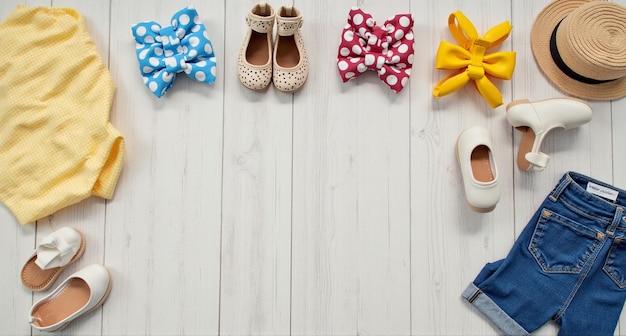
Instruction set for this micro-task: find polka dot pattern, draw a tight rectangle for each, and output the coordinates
[132,7,217,98]
[272,6,309,92]
[238,4,275,90]
[336,8,414,93]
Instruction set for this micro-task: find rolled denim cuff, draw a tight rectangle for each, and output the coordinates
[462,283,529,336]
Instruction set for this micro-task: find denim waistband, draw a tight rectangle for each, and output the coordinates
[549,171,626,227]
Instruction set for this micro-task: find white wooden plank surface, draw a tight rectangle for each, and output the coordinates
[410,1,515,335]
[220,1,292,334]
[290,0,361,333]
[0,0,625,335]
[103,0,224,335]
[291,0,411,334]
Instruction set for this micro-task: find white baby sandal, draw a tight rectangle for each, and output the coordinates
[456,126,500,213]
[21,227,86,292]
[29,264,112,332]
[238,1,275,90]
[272,5,309,92]
[506,97,592,172]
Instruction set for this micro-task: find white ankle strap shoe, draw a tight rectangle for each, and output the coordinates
[237,1,275,90]
[273,5,309,92]
[506,98,592,172]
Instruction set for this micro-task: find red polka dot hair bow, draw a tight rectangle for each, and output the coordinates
[337,8,415,93]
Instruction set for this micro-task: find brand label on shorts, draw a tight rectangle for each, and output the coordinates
[587,182,619,201]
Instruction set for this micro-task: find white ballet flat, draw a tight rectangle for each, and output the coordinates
[29,264,111,332]
[506,98,592,172]
[456,126,500,213]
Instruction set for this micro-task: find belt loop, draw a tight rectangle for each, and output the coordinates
[608,207,625,235]
[549,174,572,202]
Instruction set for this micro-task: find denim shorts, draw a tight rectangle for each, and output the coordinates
[463,171,626,335]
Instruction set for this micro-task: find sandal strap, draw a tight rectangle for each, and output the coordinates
[246,5,274,34]
[277,16,303,36]
[525,152,550,171]
[276,7,302,36]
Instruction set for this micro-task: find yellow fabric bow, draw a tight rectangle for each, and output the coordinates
[432,11,516,108]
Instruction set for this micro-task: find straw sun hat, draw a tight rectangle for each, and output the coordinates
[531,0,626,100]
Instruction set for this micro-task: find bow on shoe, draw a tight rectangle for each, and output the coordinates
[133,7,217,98]
[432,11,516,108]
[35,235,78,270]
[337,8,415,93]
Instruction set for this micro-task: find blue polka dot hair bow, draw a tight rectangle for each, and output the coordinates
[132,7,217,98]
